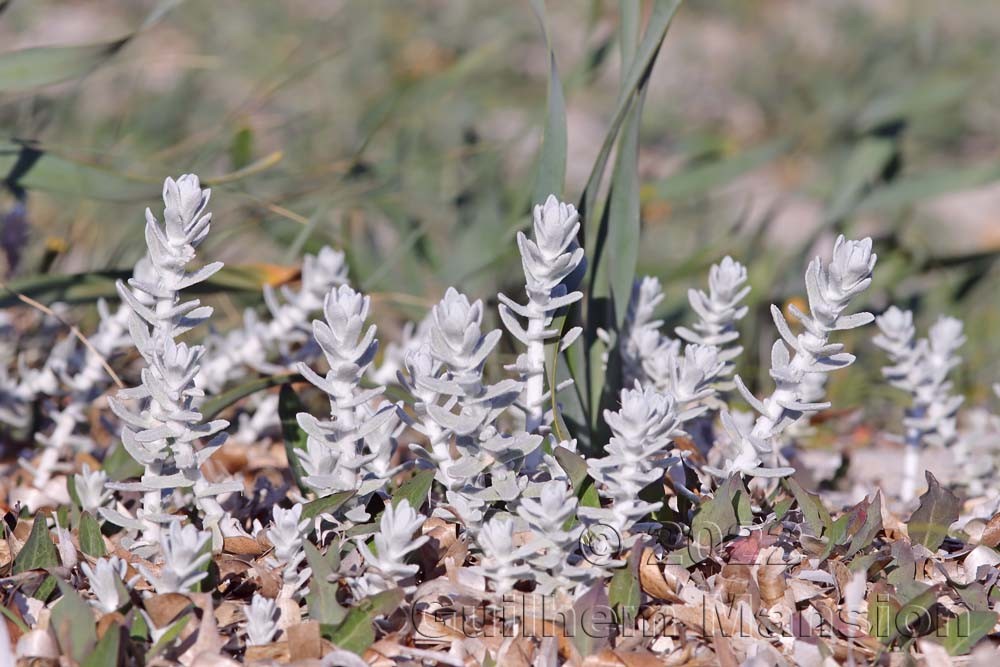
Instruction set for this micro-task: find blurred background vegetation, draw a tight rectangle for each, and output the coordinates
[2,0,999,419]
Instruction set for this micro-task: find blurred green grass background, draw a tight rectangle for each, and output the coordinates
[2,0,999,413]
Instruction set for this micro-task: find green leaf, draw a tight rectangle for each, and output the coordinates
[528,0,567,204]
[0,0,176,93]
[785,478,832,536]
[202,373,301,421]
[938,611,997,655]
[305,543,346,625]
[821,514,851,560]
[0,40,128,93]
[78,512,107,558]
[324,589,404,654]
[858,163,1000,213]
[130,610,148,640]
[879,584,941,646]
[13,517,59,574]
[773,497,794,522]
[606,0,643,326]
[553,446,600,511]
[554,446,589,490]
[0,264,296,309]
[886,541,916,587]
[653,140,789,200]
[229,127,255,170]
[302,490,356,520]
[608,547,640,617]
[825,136,897,224]
[907,471,959,552]
[392,469,435,511]
[147,615,192,659]
[66,474,81,510]
[81,623,122,667]
[579,480,601,510]
[0,604,29,635]
[570,581,612,656]
[579,0,680,437]
[846,492,883,558]
[735,486,754,526]
[579,0,682,222]
[52,580,98,662]
[857,77,970,132]
[103,441,144,482]
[689,475,742,563]
[607,83,645,326]
[819,495,876,560]
[278,384,310,493]
[305,541,341,580]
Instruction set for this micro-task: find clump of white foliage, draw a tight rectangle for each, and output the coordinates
[101,175,241,549]
[265,503,312,600]
[352,498,428,597]
[295,283,399,523]
[471,515,534,595]
[498,195,585,436]
[676,255,750,381]
[139,520,212,594]
[711,236,876,479]
[21,169,1000,664]
[245,593,281,646]
[201,246,350,392]
[80,556,135,614]
[581,384,679,544]
[621,257,750,435]
[874,308,966,501]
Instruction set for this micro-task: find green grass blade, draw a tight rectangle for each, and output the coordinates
[0,0,179,93]
[529,0,567,204]
[579,0,682,225]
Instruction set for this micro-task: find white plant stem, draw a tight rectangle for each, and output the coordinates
[901,429,921,502]
[524,309,546,433]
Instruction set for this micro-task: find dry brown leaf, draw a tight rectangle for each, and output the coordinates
[13,517,33,542]
[828,559,851,600]
[252,561,283,599]
[981,513,1000,548]
[788,578,825,604]
[244,641,290,662]
[189,654,241,667]
[183,593,226,660]
[96,612,125,639]
[711,634,740,667]
[365,636,405,667]
[0,539,10,571]
[144,592,193,627]
[276,597,303,631]
[917,638,956,667]
[755,546,788,608]
[718,563,751,604]
[669,590,763,640]
[287,620,322,661]
[223,535,266,557]
[212,442,250,474]
[215,554,253,584]
[725,530,772,565]
[582,648,665,667]
[495,635,536,667]
[639,548,685,602]
[214,600,244,628]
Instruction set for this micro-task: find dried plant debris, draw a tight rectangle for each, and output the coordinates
[0,173,999,667]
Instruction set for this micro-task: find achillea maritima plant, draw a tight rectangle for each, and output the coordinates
[4,174,996,667]
[101,175,241,549]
